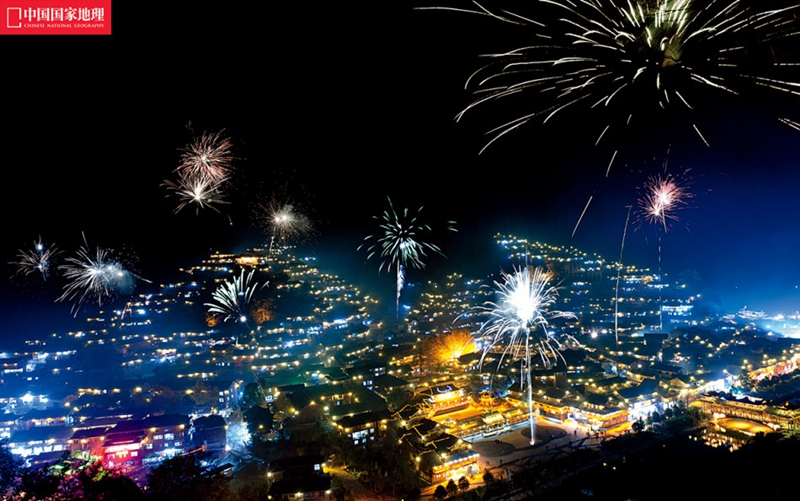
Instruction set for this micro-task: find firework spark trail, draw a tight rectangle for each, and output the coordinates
[572,195,593,237]
[396,264,406,314]
[359,197,453,319]
[422,0,800,161]
[779,117,800,131]
[11,236,61,280]
[178,130,234,182]
[57,236,142,316]
[477,266,575,445]
[615,205,633,346]
[634,167,693,330]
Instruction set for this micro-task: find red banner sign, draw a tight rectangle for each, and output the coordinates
[1,0,111,35]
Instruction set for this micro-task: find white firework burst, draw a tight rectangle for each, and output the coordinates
[178,130,234,182]
[360,197,452,319]
[57,237,139,316]
[164,171,229,214]
[11,236,61,280]
[206,268,267,324]
[422,0,800,162]
[478,266,575,444]
[257,200,313,252]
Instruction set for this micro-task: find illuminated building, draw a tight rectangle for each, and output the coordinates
[421,447,480,485]
[8,426,74,457]
[334,408,392,446]
[189,414,227,455]
[102,414,189,471]
[69,427,108,458]
[103,428,144,471]
[17,408,70,429]
[268,455,331,500]
[419,384,469,415]
[401,418,479,484]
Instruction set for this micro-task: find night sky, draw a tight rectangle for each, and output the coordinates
[3,1,800,339]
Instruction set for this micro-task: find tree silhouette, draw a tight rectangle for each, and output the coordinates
[446,478,458,496]
[0,440,21,497]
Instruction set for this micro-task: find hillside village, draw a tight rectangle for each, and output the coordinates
[3,235,800,499]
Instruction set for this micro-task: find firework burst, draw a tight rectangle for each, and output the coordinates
[178,130,234,182]
[633,168,693,330]
[163,171,229,214]
[478,266,575,444]
[165,130,235,215]
[423,0,800,162]
[636,171,692,231]
[479,266,575,369]
[256,199,313,253]
[360,197,453,318]
[11,236,61,280]
[57,237,142,316]
[206,268,267,325]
